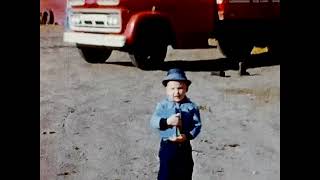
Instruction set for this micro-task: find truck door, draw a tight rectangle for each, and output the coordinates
[158,0,216,49]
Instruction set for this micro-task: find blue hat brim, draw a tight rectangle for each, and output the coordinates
[162,79,192,87]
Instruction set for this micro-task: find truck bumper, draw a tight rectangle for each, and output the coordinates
[63,32,126,47]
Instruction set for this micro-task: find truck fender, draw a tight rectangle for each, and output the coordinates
[124,11,173,46]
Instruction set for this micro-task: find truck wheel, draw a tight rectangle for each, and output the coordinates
[217,36,253,59]
[129,24,168,70]
[77,45,112,64]
[129,42,167,70]
[41,11,48,25]
[48,9,55,25]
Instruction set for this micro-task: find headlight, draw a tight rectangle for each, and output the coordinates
[97,0,120,6]
[68,0,85,6]
[106,15,120,26]
[70,14,81,25]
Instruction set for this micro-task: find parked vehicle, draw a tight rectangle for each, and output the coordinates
[63,0,280,69]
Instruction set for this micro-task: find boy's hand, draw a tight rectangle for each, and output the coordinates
[169,134,187,143]
[167,113,181,126]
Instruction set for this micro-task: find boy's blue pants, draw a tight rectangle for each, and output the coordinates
[158,140,194,180]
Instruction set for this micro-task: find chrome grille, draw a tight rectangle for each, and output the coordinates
[68,11,121,33]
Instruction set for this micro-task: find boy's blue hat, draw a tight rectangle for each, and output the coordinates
[162,68,191,86]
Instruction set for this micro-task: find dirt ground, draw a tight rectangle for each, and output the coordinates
[40,25,280,180]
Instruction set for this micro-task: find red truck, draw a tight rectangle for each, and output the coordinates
[63,0,280,70]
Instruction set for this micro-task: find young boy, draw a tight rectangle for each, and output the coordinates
[150,68,202,180]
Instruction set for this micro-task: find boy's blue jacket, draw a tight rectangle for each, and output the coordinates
[150,97,202,141]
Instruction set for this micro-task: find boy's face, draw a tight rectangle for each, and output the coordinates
[166,81,188,102]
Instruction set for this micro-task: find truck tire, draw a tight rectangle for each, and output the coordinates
[217,36,253,59]
[129,23,168,70]
[48,9,55,25]
[216,21,254,59]
[41,11,48,25]
[77,45,112,64]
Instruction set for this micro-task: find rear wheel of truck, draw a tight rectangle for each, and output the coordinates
[129,23,168,70]
[77,45,112,64]
[217,36,253,60]
[216,21,254,60]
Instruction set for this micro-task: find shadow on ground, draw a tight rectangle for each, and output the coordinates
[106,53,280,72]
